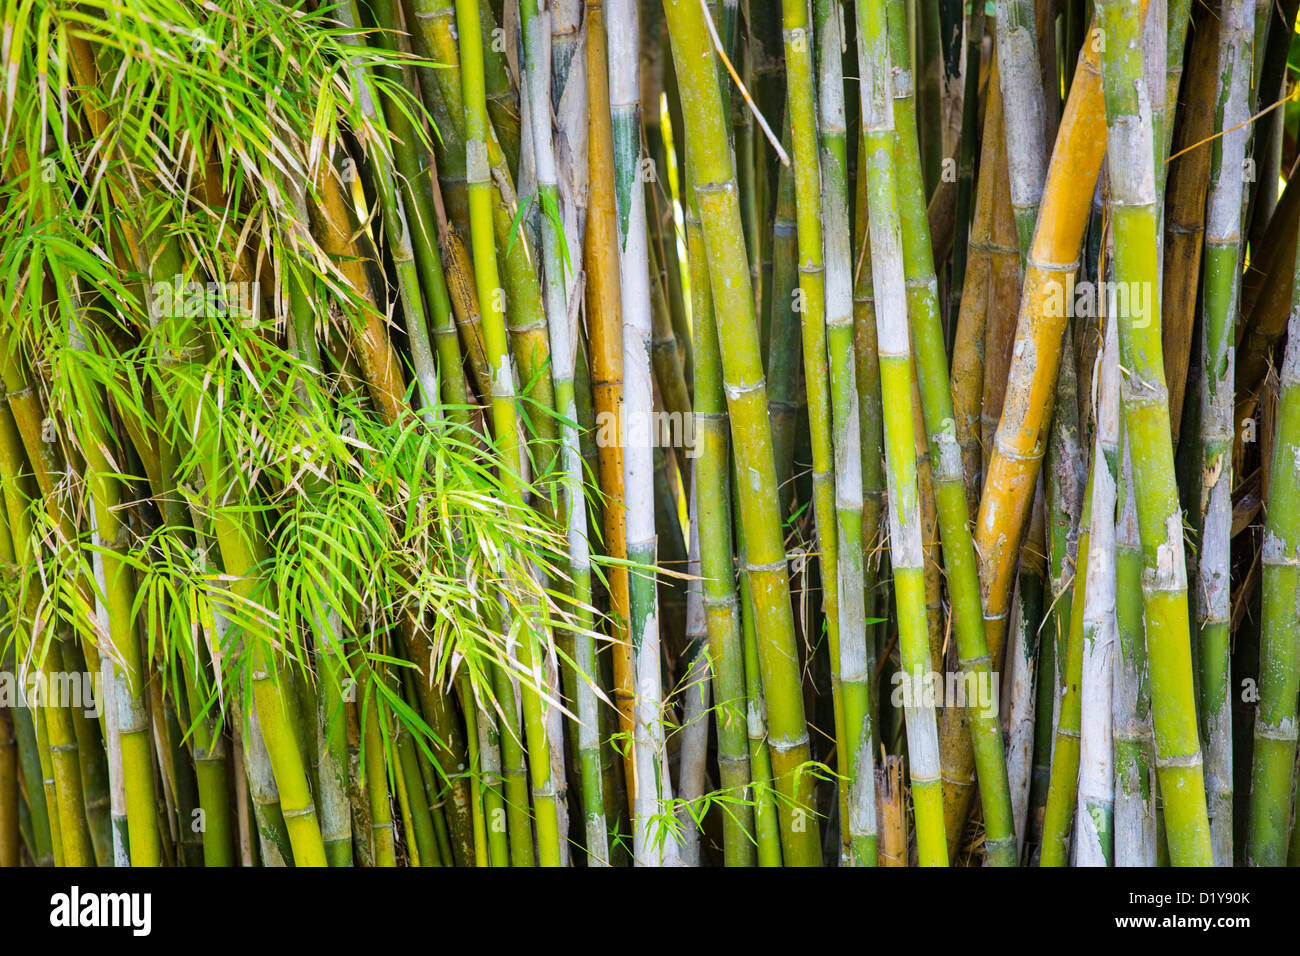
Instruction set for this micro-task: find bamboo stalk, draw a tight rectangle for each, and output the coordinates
[968,8,1132,700]
[1246,179,1300,869]
[1113,445,1158,865]
[816,0,877,866]
[949,0,986,335]
[779,0,850,860]
[856,0,947,867]
[851,131,885,757]
[948,60,1002,513]
[1195,0,1250,866]
[813,0,875,866]
[1161,13,1218,445]
[456,0,564,866]
[665,0,821,866]
[995,0,1049,255]
[767,146,802,515]
[0,405,94,866]
[887,0,1017,866]
[684,143,756,866]
[1040,425,1096,867]
[585,1,637,810]
[522,0,609,864]
[1095,0,1212,865]
[606,0,681,867]
[1076,316,1119,867]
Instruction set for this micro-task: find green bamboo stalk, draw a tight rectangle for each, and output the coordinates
[359,675,396,867]
[141,231,325,868]
[766,146,801,517]
[1196,0,1250,866]
[685,157,756,866]
[1114,445,1158,865]
[778,0,847,858]
[452,674,489,866]
[0,406,93,866]
[852,127,885,765]
[1246,184,1300,869]
[665,0,821,866]
[886,0,1016,865]
[735,502,783,867]
[1040,426,1098,867]
[855,0,946,867]
[235,665,291,866]
[1095,0,1212,866]
[395,672,440,867]
[677,487,710,866]
[521,0,609,864]
[413,0,560,463]
[454,0,563,867]
[478,0,522,174]
[815,0,875,867]
[9,698,53,865]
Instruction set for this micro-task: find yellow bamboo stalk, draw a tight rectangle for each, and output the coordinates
[586,0,636,810]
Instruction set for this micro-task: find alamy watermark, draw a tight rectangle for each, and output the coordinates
[0,669,100,719]
[1042,274,1155,328]
[595,408,698,458]
[890,669,1000,719]
[150,275,260,326]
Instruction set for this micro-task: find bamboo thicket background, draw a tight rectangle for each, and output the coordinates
[1,0,1299,867]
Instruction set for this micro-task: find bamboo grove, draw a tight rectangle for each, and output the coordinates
[1,0,1300,869]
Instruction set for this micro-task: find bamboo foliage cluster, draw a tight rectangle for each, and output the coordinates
[2,0,1300,868]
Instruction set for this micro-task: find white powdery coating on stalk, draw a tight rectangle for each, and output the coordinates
[856,17,894,134]
[1283,308,1300,385]
[1205,2,1251,244]
[551,4,589,316]
[884,445,923,570]
[902,703,941,783]
[1106,112,1156,210]
[864,186,908,357]
[1112,446,1157,865]
[817,0,866,679]
[619,202,656,547]
[524,11,557,190]
[608,0,674,865]
[1200,0,1251,621]
[605,0,639,110]
[1002,587,1036,854]
[934,420,963,483]
[1077,321,1119,867]
[466,138,491,184]
[91,497,130,866]
[1200,459,1233,618]
[995,1,1048,209]
[847,734,879,841]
